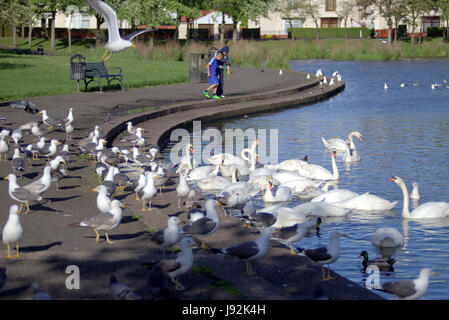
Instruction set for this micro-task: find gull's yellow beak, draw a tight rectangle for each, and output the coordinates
[131,43,136,48]
[120,203,127,208]
[92,187,98,192]
[3,177,8,180]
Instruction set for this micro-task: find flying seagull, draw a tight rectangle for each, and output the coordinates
[86,0,155,61]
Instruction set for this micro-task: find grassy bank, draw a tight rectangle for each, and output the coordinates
[0,37,189,102]
[1,36,449,102]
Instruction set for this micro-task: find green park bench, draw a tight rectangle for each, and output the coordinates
[84,61,124,92]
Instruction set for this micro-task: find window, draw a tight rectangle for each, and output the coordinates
[325,0,336,11]
[321,18,338,28]
[423,16,440,32]
[71,13,91,29]
[284,19,303,34]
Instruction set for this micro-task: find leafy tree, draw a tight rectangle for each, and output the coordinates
[299,0,321,40]
[375,0,396,43]
[403,0,427,45]
[337,0,356,39]
[390,0,407,42]
[211,0,274,43]
[274,0,303,40]
[436,0,449,39]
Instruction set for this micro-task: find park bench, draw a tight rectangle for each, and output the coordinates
[84,61,124,92]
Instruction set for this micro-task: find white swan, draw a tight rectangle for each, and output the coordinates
[208,139,260,167]
[321,131,363,152]
[186,165,219,181]
[342,140,361,163]
[195,166,239,191]
[271,207,308,228]
[331,192,398,211]
[410,182,421,201]
[293,180,339,200]
[371,227,404,248]
[264,156,309,172]
[389,176,449,219]
[292,202,352,217]
[262,181,292,203]
[219,141,260,177]
[279,178,322,193]
[298,150,339,181]
[311,188,359,203]
[176,144,198,175]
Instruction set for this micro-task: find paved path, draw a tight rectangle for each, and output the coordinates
[0,67,382,300]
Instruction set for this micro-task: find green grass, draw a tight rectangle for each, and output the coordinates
[0,37,189,102]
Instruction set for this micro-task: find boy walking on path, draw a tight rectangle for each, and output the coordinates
[203,53,223,99]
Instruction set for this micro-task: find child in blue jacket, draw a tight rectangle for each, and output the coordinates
[203,53,223,99]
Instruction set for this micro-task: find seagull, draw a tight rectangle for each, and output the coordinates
[38,110,62,130]
[65,123,74,140]
[150,216,182,258]
[176,173,190,208]
[11,148,25,178]
[298,231,348,281]
[306,73,310,79]
[384,83,388,90]
[126,121,137,135]
[377,268,438,300]
[109,274,142,300]
[22,165,52,196]
[180,199,221,250]
[212,227,275,276]
[0,137,9,161]
[11,128,22,145]
[31,122,46,139]
[4,173,42,215]
[93,185,112,213]
[2,205,24,259]
[62,107,74,126]
[8,100,39,114]
[121,127,144,147]
[140,171,158,211]
[74,199,125,244]
[410,181,421,201]
[400,83,407,87]
[274,218,321,255]
[157,237,196,291]
[132,172,146,201]
[86,0,155,61]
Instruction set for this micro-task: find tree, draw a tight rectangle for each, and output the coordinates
[376,0,396,43]
[403,0,427,45]
[274,0,303,40]
[337,0,356,39]
[299,0,321,40]
[437,0,449,39]
[165,0,203,41]
[355,0,376,26]
[211,0,274,43]
[390,0,407,42]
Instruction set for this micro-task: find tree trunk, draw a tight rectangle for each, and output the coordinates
[232,20,238,42]
[50,11,56,50]
[344,19,348,40]
[174,17,180,41]
[394,22,398,42]
[290,20,295,40]
[220,13,225,46]
[68,28,71,55]
[21,24,24,38]
[96,14,103,46]
[411,23,415,46]
[28,22,33,48]
[12,25,16,47]
[387,23,392,44]
[315,21,320,40]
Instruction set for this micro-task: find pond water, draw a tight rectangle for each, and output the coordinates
[163,59,449,300]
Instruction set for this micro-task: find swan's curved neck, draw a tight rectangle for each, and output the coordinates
[263,183,275,201]
[185,145,192,170]
[331,154,339,180]
[397,181,411,218]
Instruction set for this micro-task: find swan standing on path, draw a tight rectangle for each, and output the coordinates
[321,131,363,152]
[388,176,449,219]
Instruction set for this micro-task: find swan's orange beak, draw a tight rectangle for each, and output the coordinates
[190,147,194,154]
[269,182,273,191]
[387,177,395,182]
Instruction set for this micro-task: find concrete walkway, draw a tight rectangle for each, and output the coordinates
[0,67,382,300]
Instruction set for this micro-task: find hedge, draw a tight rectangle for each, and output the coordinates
[290,27,373,39]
